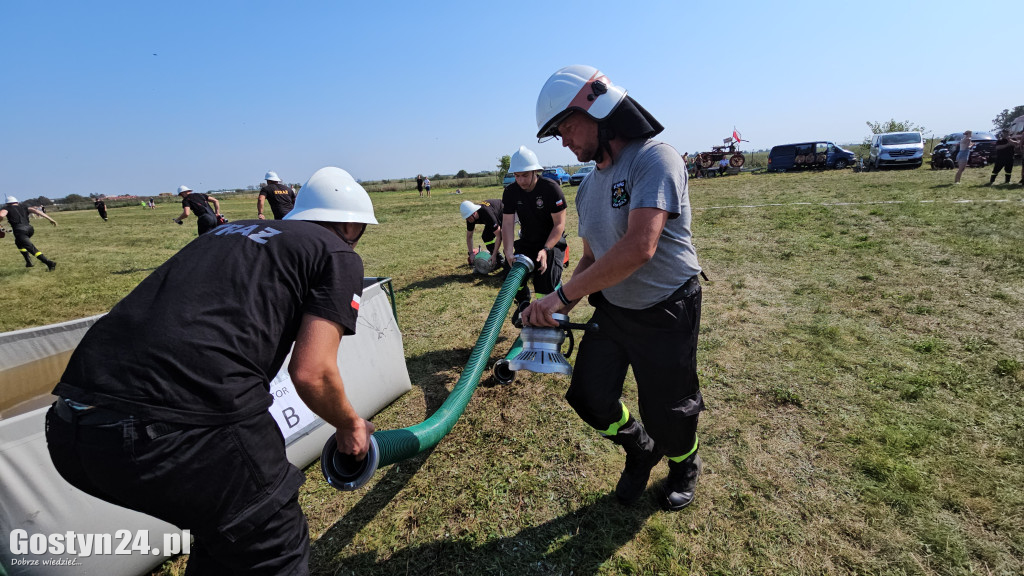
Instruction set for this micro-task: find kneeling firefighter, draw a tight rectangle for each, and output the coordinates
[47,167,377,574]
[523,65,706,510]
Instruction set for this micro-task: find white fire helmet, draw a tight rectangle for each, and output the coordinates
[284,167,378,224]
[177,185,192,194]
[5,196,18,204]
[460,200,481,220]
[509,145,543,174]
[265,171,281,182]
[535,65,627,140]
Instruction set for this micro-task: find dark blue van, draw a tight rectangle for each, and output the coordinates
[768,141,856,172]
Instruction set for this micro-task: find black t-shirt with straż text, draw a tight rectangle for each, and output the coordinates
[3,204,31,230]
[501,177,566,248]
[181,193,214,217]
[466,199,503,234]
[259,182,296,219]
[56,219,364,425]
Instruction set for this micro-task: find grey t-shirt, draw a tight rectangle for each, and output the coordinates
[577,138,701,309]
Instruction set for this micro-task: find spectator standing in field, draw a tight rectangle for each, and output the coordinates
[523,65,704,510]
[954,130,972,184]
[460,199,505,273]
[94,197,108,221]
[987,132,1019,186]
[47,167,378,575]
[174,185,222,235]
[416,174,424,197]
[258,171,297,219]
[0,195,58,270]
[500,145,568,325]
[423,177,431,198]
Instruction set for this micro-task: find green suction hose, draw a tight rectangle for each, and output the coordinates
[321,255,534,490]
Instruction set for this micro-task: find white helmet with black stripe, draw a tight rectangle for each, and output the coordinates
[535,65,627,140]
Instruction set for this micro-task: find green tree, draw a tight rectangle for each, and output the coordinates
[456,169,469,179]
[497,154,511,181]
[991,105,1024,133]
[63,193,88,204]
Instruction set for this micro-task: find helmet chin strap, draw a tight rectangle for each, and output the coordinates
[593,121,616,164]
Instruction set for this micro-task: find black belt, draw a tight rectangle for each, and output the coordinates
[53,397,181,440]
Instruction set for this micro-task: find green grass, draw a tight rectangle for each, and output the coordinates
[4,166,1023,575]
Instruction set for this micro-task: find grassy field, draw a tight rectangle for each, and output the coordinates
[3,165,1023,575]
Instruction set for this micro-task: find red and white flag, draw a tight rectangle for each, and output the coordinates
[350,294,361,311]
[733,128,743,143]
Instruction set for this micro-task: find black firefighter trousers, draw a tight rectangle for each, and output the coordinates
[565,276,704,458]
[46,399,309,575]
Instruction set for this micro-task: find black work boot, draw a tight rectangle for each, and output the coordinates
[986,175,995,186]
[39,255,56,272]
[1005,174,1011,185]
[608,418,661,504]
[22,253,34,267]
[662,453,702,511]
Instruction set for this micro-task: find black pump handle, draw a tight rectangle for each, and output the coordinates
[557,320,598,332]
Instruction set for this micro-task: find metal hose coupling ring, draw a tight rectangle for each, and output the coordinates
[321,434,380,491]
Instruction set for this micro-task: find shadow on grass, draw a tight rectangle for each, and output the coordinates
[311,492,657,576]
[400,270,508,293]
[112,266,159,275]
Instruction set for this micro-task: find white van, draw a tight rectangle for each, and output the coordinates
[868,131,924,169]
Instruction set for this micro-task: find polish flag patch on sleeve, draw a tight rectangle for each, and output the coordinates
[555,199,564,207]
[351,294,361,311]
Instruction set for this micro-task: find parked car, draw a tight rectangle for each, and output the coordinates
[868,131,924,169]
[502,172,516,186]
[541,167,570,186]
[569,165,595,185]
[767,141,856,172]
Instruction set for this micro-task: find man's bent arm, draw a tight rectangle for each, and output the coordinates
[289,314,373,458]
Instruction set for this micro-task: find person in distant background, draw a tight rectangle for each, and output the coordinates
[258,171,296,219]
[423,177,431,198]
[174,185,222,235]
[0,195,58,271]
[416,174,424,197]
[717,157,729,176]
[954,130,972,184]
[987,132,1019,186]
[94,197,108,221]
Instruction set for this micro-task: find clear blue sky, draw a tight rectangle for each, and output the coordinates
[3,1,1021,199]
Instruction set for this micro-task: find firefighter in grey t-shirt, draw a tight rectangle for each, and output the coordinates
[522,65,705,511]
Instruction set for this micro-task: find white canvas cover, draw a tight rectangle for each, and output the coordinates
[1,278,410,575]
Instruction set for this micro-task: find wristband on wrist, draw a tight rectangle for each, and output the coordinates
[556,285,571,306]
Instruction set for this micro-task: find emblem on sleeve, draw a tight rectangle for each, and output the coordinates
[610,181,629,208]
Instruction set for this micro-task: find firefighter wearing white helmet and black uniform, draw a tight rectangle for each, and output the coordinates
[460,198,505,273]
[521,65,706,511]
[0,195,58,270]
[500,145,568,322]
[258,170,296,220]
[174,185,222,235]
[47,167,377,575]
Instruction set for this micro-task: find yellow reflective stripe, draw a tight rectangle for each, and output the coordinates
[667,434,699,462]
[33,252,42,257]
[484,239,495,246]
[598,404,630,436]
[19,249,28,253]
